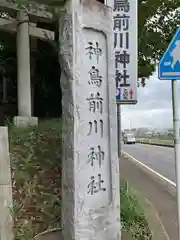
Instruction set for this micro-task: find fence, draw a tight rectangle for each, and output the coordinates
[136,138,174,147]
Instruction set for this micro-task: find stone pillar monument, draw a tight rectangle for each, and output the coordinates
[14,11,38,127]
[16,11,32,118]
[60,0,121,239]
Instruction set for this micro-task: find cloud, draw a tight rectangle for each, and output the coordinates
[121,72,180,129]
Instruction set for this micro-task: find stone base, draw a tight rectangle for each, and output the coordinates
[13,116,38,128]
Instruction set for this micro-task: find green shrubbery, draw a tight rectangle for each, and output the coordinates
[121,180,152,239]
[8,119,151,239]
[9,119,62,239]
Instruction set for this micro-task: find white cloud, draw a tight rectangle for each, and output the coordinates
[121,71,180,129]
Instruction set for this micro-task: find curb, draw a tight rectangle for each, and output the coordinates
[34,228,62,240]
[143,197,170,240]
[121,153,178,239]
[122,152,176,198]
[131,189,170,240]
[120,156,171,240]
[136,141,174,148]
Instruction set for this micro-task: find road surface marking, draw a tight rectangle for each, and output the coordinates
[122,151,171,239]
[123,151,176,187]
[145,197,170,240]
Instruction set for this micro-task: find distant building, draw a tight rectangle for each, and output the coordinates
[135,128,149,137]
[144,131,153,136]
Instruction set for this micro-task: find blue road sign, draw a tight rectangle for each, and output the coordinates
[116,88,121,102]
[159,26,180,80]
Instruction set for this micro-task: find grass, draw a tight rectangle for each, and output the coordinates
[138,136,174,146]
[141,135,174,141]
[156,135,173,140]
[7,119,151,239]
[121,180,152,239]
[9,119,62,239]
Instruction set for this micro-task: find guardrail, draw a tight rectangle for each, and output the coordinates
[136,138,174,147]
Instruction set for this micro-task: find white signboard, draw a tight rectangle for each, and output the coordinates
[76,28,110,209]
[112,0,138,104]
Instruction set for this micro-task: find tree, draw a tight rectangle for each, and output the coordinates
[0,1,61,117]
[138,0,180,86]
[0,32,17,100]
[1,0,180,87]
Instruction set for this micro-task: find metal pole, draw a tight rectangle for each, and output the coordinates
[172,79,180,239]
[117,104,121,158]
[129,116,131,131]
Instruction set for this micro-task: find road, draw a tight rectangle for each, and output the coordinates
[123,143,176,183]
[121,143,178,239]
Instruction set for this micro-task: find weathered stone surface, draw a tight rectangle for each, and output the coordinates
[0,17,54,40]
[60,0,120,240]
[0,127,13,240]
[0,0,52,20]
[13,116,38,127]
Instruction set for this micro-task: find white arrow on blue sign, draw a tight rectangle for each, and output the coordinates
[159,26,180,80]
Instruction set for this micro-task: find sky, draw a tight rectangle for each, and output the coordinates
[121,71,180,130]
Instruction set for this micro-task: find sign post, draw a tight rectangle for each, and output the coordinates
[172,79,180,239]
[106,0,138,155]
[112,0,138,157]
[159,26,180,239]
[113,0,138,105]
[117,104,121,157]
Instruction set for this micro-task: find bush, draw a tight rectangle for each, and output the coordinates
[121,180,152,239]
[9,119,62,240]
[8,119,151,239]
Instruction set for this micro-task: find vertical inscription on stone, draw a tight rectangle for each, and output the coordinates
[78,29,110,208]
[87,146,105,168]
[87,174,106,195]
[88,66,103,87]
[87,92,103,113]
[85,41,102,63]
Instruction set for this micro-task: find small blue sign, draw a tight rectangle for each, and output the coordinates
[116,88,121,102]
[159,26,180,80]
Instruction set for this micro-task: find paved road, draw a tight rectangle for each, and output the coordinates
[121,155,178,239]
[123,143,176,183]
